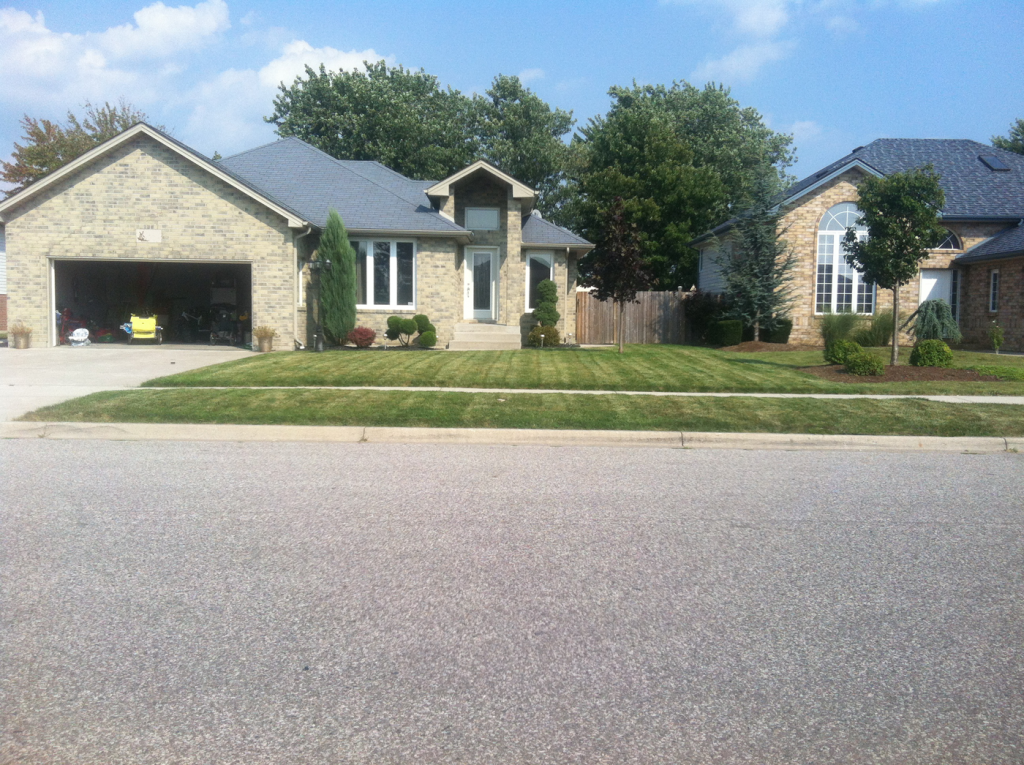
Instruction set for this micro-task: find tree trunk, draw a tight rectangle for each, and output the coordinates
[618,300,625,354]
[890,285,900,366]
[753,318,760,344]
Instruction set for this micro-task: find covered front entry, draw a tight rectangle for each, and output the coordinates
[464,248,498,321]
[52,260,252,347]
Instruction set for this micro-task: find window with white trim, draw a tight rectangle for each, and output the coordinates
[935,229,961,250]
[465,208,500,230]
[352,239,416,309]
[525,252,553,311]
[816,202,875,314]
[990,270,1000,312]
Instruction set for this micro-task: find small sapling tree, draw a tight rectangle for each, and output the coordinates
[842,166,946,366]
[583,197,653,353]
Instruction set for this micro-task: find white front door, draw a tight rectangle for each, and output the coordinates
[464,249,497,321]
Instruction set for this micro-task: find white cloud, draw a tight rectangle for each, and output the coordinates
[257,39,385,89]
[518,68,545,83]
[96,0,229,59]
[666,0,792,37]
[790,119,822,142]
[692,40,794,82]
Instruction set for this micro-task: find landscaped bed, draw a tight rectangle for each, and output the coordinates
[800,365,1002,384]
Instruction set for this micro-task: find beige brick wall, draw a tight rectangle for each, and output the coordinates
[3,135,299,348]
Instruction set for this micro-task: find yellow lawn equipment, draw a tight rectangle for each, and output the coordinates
[123,314,163,344]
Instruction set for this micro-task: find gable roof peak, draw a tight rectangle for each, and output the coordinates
[425,160,536,200]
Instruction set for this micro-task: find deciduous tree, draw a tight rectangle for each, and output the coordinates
[584,197,653,353]
[842,167,946,366]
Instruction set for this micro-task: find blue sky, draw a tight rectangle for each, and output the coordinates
[1,0,1021,189]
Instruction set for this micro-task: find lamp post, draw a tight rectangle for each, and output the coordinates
[309,257,332,352]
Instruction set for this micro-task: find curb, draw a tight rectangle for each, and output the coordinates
[2,422,1019,453]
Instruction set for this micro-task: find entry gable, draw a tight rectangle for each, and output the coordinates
[0,123,309,230]
[425,160,537,202]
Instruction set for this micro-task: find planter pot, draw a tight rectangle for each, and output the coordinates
[257,337,273,353]
[12,334,31,349]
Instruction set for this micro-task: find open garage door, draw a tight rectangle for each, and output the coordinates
[53,260,252,346]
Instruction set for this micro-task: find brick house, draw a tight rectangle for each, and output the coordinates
[0,123,592,349]
[692,140,1024,351]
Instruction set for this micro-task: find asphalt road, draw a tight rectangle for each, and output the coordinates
[2,440,1022,765]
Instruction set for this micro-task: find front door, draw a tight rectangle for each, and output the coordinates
[464,249,497,320]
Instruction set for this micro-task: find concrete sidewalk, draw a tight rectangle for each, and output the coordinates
[142,384,1024,406]
[3,421,1021,453]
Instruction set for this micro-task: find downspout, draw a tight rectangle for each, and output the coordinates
[293,224,313,349]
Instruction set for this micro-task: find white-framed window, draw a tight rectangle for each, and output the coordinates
[935,229,961,250]
[990,270,1000,312]
[352,239,416,309]
[815,202,875,314]
[525,251,554,311]
[465,207,500,230]
[950,269,961,323]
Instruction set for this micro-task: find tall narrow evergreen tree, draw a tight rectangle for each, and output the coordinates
[721,171,797,341]
[317,210,357,345]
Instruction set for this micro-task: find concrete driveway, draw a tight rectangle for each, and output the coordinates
[0,345,248,421]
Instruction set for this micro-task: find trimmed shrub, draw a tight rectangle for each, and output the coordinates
[819,311,861,347]
[684,290,730,344]
[845,352,884,376]
[417,330,437,348]
[413,314,432,334]
[346,326,376,348]
[707,319,743,347]
[386,315,402,332]
[528,325,561,347]
[824,339,863,365]
[533,279,560,327]
[765,318,793,344]
[909,339,953,367]
[384,316,418,345]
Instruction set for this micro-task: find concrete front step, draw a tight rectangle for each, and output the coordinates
[449,323,523,351]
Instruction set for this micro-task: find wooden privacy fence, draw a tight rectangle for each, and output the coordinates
[575,290,686,345]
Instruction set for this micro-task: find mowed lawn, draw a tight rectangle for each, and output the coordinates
[143,344,1024,396]
[22,388,1024,437]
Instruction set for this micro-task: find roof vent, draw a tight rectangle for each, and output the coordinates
[979,154,1010,171]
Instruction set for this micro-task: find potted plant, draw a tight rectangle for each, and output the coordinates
[253,325,278,352]
[10,321,32,349]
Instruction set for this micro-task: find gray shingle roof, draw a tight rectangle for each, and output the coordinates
[217,138,466,233]
[521,211,592,247]
[957,221,1024,263]
[785,139,1024,218]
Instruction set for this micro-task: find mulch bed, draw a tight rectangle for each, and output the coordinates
[721,341,823,352]
[800,365,1001,384]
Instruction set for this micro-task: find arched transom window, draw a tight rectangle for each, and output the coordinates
[816,202,875,314]
[935,229,961,250]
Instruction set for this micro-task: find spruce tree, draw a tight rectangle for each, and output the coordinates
[317,210,357,345]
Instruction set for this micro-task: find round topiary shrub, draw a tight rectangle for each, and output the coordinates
[417,330,437,348]
[824,339,863,365]
[346,326,376,348]
[707,319,742,347]
[909,339,953,368]
[413,314,432,334]
[528,325,561,347]
[398,318,418,336]
[845,352,884,376]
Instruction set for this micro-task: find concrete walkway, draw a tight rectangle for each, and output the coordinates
[0,345,248,421]
[143,384,1024,406]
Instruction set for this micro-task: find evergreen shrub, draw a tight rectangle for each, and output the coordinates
[824,339,863,365]
[845,352,884,376]
[417,330,437,348]
[533,279,560,327]
[909,339,953,367]
[528,325,561,347]
[707,319,742,347]
[765,318,793,344]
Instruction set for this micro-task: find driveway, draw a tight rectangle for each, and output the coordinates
[0,345,247,421]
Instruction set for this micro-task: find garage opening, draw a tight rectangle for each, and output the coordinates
[54,260,252,346]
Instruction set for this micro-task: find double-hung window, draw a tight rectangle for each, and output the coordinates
[352,240,416,309]
[816,202,874,314]
[526,252,553,311]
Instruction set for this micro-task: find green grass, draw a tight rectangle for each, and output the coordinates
[20,388,1024,437]
[142,344,1024,396]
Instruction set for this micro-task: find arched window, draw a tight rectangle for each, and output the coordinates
[935,229,961,250]
[816,202,875,314]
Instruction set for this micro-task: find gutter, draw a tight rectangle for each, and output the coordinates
[293,224,314,349]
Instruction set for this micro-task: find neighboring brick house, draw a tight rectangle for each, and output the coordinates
[0,123,592,349]
[692,140,1024,351]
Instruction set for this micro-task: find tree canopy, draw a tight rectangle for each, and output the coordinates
[842,166,946,365]
[559,82,795,289]
[1,100,156,197]
[992,118,1024,155]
